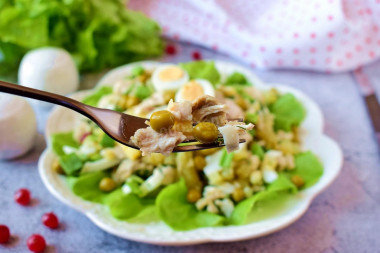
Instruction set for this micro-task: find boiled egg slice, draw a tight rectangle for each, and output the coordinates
[175,79,215,102]
[152,65,189,91]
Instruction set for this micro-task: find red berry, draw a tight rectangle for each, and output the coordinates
[27,234,46,253]
[192,51,202,60]
[0,225,10,244]
[165,44,177,55]
[42,212,59,229]
[14,188,31,206]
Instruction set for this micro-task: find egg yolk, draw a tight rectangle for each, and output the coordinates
[180,81,204,101]
[158,66,184,81]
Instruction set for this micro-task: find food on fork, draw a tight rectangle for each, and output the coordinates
[131,95,253,155]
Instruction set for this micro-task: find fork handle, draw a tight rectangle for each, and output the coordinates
[0,80,92,117]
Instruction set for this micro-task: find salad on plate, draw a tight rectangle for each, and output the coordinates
[49,61,323,231]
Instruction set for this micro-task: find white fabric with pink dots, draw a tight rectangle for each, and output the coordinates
[128,0,380,72]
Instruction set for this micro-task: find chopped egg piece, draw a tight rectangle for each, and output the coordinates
[175,79,215,102]
[152,65,189,91]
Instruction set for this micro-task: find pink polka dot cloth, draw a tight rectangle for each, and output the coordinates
[128,0,380,72]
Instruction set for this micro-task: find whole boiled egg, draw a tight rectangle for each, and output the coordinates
[152,65,189,91]
[175,79,215,102]
[0,94,37,160]
[18,47,79,107]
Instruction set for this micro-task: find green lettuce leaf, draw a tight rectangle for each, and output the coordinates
[269,93,306,131]
[67,171,108,203]
[59,153,83,176]
[245,112,258,124]
[100,133,115,148]
[129,66,145,78]
[225,72,250,86]
[156,179,225,230]
[219,149,234,169]
[104,188,154,220]
[124,82,153,100]
[134,85,153,100]
[250,143,264,160]
[51,132,79,156]
[180,61,220,85]
[285,151,324,188]
[229,173,297,225]
[127,205,159,223]
[124,175,145,196]
[82,86,112,106]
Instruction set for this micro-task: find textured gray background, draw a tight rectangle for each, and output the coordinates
[1,42,380,253]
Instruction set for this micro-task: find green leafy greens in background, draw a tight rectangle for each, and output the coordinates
[0,0,163,77]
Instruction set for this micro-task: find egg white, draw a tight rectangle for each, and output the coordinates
[0,95,37,160]
[175,79,215,102]
[151,65,189,91]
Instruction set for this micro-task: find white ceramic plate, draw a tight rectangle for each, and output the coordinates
[39,61,343,245]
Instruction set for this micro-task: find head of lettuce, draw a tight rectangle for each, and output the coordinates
[0,0,164,75]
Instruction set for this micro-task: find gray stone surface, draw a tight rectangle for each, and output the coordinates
[1,42,380,253]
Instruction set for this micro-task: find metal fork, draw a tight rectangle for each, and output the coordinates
[0,81,245,152]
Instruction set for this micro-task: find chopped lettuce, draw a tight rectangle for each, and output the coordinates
[100,133,115,148]
[59,153,83,176]
[124,175,145,196]
[82,86,113,106]
[236,87,255,102]
[130,66,145,78]
[250,143,264,160]
[134,85,152,100]
[270,93,306,131]
[245,112,258,124]
[104,188,154,220]
[225,72,250,86]
[0,0,163,73]
[156,179,225,230]
[51,132,79,156]
[67,171,109,203]
[124,83,153,100]
[180,61,220,85]
[219,149,233,169]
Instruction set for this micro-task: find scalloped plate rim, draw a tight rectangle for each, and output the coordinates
[38,60,343,245]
